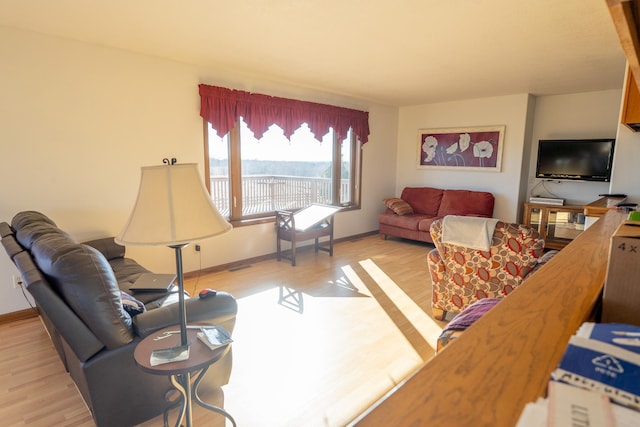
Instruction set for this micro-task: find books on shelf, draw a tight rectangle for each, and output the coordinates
[546,381,615,427]
[517,386,639,427]
[197,325,233,351]
[529,197,565,205]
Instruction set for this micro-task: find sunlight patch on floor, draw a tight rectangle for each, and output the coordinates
[224,276,428,426]
[339,263,373,297]
[359,258,443,350]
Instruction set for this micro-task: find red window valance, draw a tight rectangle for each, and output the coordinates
[199,84,370,144]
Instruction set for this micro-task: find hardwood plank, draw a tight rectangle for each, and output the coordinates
[0,318,94,426]
[0,235,443,426]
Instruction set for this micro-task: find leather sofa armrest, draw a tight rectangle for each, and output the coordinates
[83,237,126,260]
[1,222,14,238]
[133,291,238,338]
[2,234,23,259]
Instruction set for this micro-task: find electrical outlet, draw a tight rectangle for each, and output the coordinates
[12,275,23,289]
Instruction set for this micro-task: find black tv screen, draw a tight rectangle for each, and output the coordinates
[535,139,615,182]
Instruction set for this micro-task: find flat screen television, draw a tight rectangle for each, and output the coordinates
[535,138,615,182]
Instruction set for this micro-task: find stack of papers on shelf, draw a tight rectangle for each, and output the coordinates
[516,322,640,427]
[575,322,640,352]
[516,386,639,427]
[552,322,640,409]
[197,325,233,351]
[547,381,614,426]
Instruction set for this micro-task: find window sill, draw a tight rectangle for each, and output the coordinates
[228,204,359,228]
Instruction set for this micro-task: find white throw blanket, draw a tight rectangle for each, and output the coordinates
[441,215,500,251]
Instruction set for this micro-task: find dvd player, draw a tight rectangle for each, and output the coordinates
[529,197,565,205]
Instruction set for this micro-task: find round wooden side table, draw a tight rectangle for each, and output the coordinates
[134,325,236,427]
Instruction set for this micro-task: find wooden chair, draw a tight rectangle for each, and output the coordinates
[275,204,341,266]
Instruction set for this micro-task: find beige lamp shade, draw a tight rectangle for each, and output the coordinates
[116,163,232,246]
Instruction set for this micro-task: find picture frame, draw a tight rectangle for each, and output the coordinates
[417,125,505,171]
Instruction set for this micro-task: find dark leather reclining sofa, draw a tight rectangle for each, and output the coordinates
[0,211,238,427]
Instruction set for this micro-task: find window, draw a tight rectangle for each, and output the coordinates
[199,84,368,224]
[205,118,361,223]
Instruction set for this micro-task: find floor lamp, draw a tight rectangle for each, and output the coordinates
[116,159,232,348]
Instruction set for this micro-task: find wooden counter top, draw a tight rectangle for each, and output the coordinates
[583,196,626,217]
[350,210,627,427]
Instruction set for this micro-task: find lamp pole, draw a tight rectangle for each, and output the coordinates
[171,244,189,347]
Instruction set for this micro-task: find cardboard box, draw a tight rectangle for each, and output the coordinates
[552,335,640,409]
[601,222,640,326]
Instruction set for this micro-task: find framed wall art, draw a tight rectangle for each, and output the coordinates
[417,125,505,171]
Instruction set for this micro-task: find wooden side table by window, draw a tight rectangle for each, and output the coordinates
[276,204,342,266]
[134,326,236,427]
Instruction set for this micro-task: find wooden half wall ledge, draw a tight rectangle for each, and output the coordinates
[351,209,627,427]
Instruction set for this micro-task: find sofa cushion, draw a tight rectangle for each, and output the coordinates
[417,217,439,232]
[15,219,73,250]
[437,189,494,217]
[31,234,135,349]
[83,237,126,261]
[378,212,424,230]
[11,210,57,230]
[105,257,175,306]
[400,187,443,216]
[383,198,414,216]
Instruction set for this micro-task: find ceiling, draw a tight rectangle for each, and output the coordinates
[0,0,628,106]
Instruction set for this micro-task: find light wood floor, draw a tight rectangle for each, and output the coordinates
[0,235,447,427]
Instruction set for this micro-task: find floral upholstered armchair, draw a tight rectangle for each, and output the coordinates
[427,218,545,320]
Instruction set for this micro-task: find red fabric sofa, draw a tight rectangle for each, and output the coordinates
[378,187,495,243]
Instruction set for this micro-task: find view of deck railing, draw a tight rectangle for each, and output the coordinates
[210,175,348,216]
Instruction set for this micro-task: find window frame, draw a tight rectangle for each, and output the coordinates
[203,120,362,226]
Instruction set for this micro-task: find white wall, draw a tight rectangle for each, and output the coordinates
[397,94,533,222]
[0,26,399,315]
[394,89,625,225]
[1,25,630,316]
[525,90,623,206]
[610,67,640,203]
[611,125,640,203]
